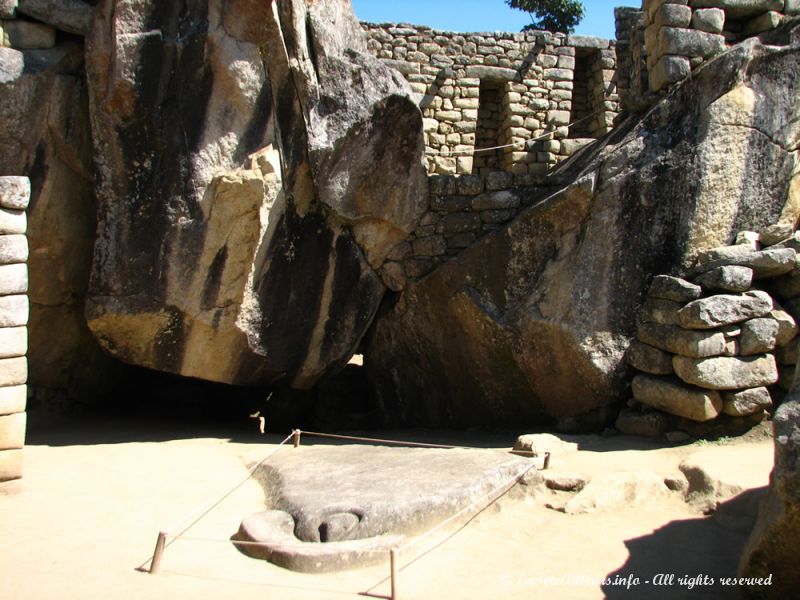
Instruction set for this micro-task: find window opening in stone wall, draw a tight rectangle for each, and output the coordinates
[569,48,608,139]
[472,80,504,175]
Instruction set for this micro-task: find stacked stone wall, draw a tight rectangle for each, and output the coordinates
[0,176,28,483]
[620,225,800,438]
[362,23,619,177]
[643,0,799,92]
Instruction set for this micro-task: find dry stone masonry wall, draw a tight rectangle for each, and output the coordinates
[0,176,28,483]
[641,0,799,92]
[362,23,620,177]
[620,225,800,438]
[1,0,91,48]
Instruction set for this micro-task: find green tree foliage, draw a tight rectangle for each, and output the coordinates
[506,0,585,33]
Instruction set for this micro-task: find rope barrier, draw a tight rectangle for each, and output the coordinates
[142,431,294,574]
[423,108,604,156]
[296,429,487,450]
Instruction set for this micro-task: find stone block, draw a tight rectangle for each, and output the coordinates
[0,385,25,415]
[743,11,784,35]
[699,247,796,280]
[430,195,470,213]
[455,175,483,196]
[0,234,27,264]
[638,322,727,358]
[647,0,689,23]
[543,68,573,81]
[546,110,571,126]
[440,213,481,235]
[672,354,778,390]
[479,209,514,224]
[0,207,26,235]
[739,317,779,355]
[17,0,105,35]
[470,190,519,211]
[691,8,725,32]
[0,176,29,210]
[433,156,457,175]
[0,448,22,481]
[649,274,702,302]
[380,261,406,293]
[0,294,27,327]
[485,171,513,191]
[657,27,726,59]
[627,340,675,375]
[722,387,772,417]
[694,265,753,292]
[464,65,517,81]
[561,138,594,156]
[760,223,793,246]
[423,118,439,133]
[0,326,26,358]
[0,263,27,295]
[774,304,800,345]
[0,411,25,449]
[0,356,26,386]
[2,18,55,49]
[642,297,683,326]
[412,235,446,257]
[632,374,722,421]
[654,3,692,27]
[677,291,773,330]
[0,0,17,18]
[688,0,783,19]
[615,408,670,437]
[566,35,610,49]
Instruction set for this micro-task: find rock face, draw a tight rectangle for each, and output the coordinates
[366,25,800,427]
[0,41,122,400]
[84,0,426,387]
[739,374,800,597]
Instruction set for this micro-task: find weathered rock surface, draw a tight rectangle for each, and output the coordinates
[236,445,532,571]
[649,275,702,302]
[673,353,779,390]
[626,340,674,375]
[85,0,426,387]
[563,470,672,514]
[694,265,753,292]
[0,40,121,400]
[739,375,800,597]
[366,26,800,426]
[739,317,779,355]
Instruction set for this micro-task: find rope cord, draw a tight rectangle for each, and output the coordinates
[139,432,294,571]
[424,108,604,156]
[296,429,480,450]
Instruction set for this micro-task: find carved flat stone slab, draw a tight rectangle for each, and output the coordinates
[235,445,533,572]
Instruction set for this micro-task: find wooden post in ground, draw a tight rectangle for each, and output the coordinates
[149,531,168,574]
[390,547,399,600]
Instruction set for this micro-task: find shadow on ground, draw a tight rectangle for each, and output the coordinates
[603,489,766,599]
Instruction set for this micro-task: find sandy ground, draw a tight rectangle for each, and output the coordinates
[0,411,774,600]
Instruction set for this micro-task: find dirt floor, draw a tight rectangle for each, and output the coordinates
[0,409,775,600]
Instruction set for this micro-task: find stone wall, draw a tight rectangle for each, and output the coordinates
[0,176,28,483]
[362,23,620,177]
[620,225,800,438]
[643,0,799,92]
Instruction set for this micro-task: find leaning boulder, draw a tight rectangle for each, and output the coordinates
[84,0,427,387]
[365,26,800,426]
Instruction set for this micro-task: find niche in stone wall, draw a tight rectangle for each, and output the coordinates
[570,48,606,139]
[472,80,504,175]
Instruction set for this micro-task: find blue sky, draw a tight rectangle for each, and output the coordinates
[352,0,641,40]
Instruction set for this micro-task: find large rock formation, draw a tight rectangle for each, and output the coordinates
[364,23,800,428]
[738,372,800,597]
[84,0,426,387]
[0,39,122,401]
